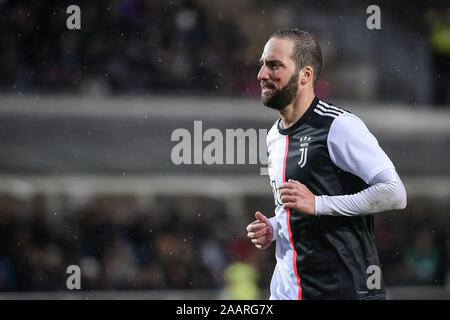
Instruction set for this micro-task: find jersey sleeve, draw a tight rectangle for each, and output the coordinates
[315,167,407,216]
[327,113,394,184]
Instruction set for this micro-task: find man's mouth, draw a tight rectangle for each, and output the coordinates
[262,84,275,93]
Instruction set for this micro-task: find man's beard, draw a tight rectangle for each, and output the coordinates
[261,71,299,110]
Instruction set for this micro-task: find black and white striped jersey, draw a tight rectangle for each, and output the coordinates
[267,96,393,300]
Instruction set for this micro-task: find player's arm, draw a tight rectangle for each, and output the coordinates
[279,113,407,216]
[315,113,406,216]
[315,167,406,216]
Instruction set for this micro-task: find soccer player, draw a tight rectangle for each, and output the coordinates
[246,28,407,300]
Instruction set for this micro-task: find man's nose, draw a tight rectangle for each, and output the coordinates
[257,66,270,81]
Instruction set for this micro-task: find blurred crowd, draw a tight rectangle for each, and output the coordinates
[0,0,258,97]
[0,0,448,104]
[0,192,449,292]
[0,193,273,294]
[375,198,450,286]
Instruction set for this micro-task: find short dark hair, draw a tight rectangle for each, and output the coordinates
[270,28,323,86]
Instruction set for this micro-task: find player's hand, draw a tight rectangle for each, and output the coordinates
[278,179,315,215]
[246,211,273,250]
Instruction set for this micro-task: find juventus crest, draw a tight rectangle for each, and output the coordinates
[298,136,311,168]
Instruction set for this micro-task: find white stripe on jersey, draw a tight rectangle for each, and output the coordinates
[318,100,345,114]
[313,108,338,118]
[315,104,342,117]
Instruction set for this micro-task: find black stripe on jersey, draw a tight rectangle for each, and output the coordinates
[318,101,344,114]
[315,104,341,117]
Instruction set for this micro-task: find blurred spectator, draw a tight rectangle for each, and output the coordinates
[404,230,440,285]
[221,261,260,300]
[426,8,450,106]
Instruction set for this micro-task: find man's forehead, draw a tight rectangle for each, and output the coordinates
[260,37,294,62]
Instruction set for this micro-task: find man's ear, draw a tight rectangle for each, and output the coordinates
[300,66,314,85]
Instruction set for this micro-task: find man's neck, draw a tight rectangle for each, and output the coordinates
[279,90,315,129]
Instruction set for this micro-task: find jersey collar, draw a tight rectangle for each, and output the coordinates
[277,96,319,135]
